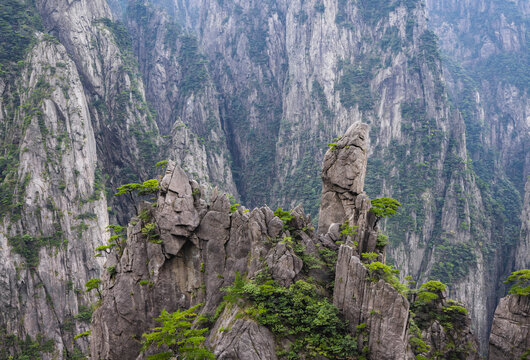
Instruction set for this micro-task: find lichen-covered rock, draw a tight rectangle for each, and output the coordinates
[489,294,530,360]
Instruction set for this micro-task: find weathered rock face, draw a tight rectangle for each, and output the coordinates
[141,0,528,349]
[0,34,108,358]
[90,160,314,359]
[91,123,480,359]
[126,2,237,195]
[489,294,530,360]
[334,245,413,360]
[318,122,369,233]
[424,0,529,350]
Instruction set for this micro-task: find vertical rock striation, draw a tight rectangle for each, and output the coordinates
[0,34,108,358]
[489,294,530,360]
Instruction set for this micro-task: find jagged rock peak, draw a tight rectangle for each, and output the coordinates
[90,160,317,359]
[318,122,369,235]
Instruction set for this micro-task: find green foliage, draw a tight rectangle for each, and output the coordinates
[141,304,214,360]
[340,221,358,237]
[227,194,240,213]
[0,330,54,360]
[411,280,472,338]
[73,330,91,340]
[376,233,389,247]
[416,291,439,304]
[430,242,477,284]
[504,269,530,296]
[141,223,160,243]
[368,262,408,294]
[106,265,117,277]
[8,231,64,269]
[96,224,127,258]
[419,30,441,71]
[281,149,323,220]
[94,18,132,54]
[475,52,530,91]
[414,281,446,305]
[274,207,294,230]
[361,252,379,261]
[335,60,374,111]
[368,261,398,278]
[369,197,401,219]
[115,179,159,197]
[177,34,209,96]
[0,0,42,70]
[155,160,168,168]
[85,278,102,298]
[74,305,93,323]
[409,336,430,355]
[420,280,447,293]
[311,80,333,119]
[223,275,359,359]
[115,179,159,213]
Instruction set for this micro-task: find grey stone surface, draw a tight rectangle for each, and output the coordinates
[489,294,530,360]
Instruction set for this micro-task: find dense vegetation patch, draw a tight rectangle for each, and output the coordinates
[224,273,363,359]
[409,280,476,359]
[141,304,214,360]
[504,269,530,296]
[8,229,65,269]
[0,0,42,71]
[335,60,374,111]
[0,329,54,360]
[430,242,477,284]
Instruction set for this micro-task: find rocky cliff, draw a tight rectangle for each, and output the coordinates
[0,0,527,357]
[0,0,239,357]
[424,0,529,348]
[489,294,530,360]
[136,0,527,349]
[90,123,479,359]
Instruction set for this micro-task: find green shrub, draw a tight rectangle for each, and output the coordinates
[85,278,102,298]
[340,221,358,237]
[223,274,359,359]
[141,304,214,360]
[274,207,294,230]
[376,233,389,247]
[361,252,379,261]
[141,223,160,243]
[74,305,93,323]
[420,280,446,293]
[504,269,530,296]
[368,262,408,294]
[369,197,401,219]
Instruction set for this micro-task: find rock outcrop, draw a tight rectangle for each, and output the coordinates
[334,245,413,359]
[489,294,530,359]
[90,159,314,359]
[91,122,480,359]
[0,33,108,358]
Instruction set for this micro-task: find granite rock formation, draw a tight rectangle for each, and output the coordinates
[91,122,480,359]
[489,294,530,360]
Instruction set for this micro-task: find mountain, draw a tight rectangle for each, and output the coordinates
[0,0,527,358]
